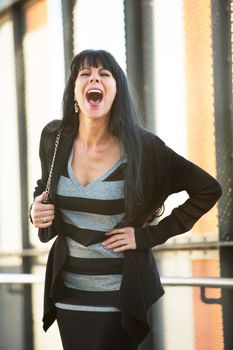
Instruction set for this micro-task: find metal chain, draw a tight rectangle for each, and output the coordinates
[44,128,62,203]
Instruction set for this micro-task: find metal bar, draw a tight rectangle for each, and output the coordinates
[200,287,222,305]
[0,249,49,258]
[2,240,233,258]
[153,240,233,251]
[1,274,233,288]
[161,277,233,289]
[0,274,44,284]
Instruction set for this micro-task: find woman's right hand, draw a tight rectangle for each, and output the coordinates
[31,191,55,228]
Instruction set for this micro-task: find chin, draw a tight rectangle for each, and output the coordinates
[81,110,110,120]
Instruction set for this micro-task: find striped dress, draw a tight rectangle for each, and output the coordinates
[55,144,127,312]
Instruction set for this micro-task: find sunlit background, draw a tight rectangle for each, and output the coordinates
[0,0,232,349]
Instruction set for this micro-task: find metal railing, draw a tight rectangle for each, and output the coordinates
[0,273,231,305]
[1,240,233,258]
[0,273,232,288]
[161,276,233,289]
[0,273,44,284]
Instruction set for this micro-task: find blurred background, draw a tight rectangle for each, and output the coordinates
[0,0,232,349]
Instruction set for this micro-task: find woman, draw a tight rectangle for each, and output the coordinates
[30,49,222,350]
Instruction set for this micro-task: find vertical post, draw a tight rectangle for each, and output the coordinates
[124,0,156,131]
[211,1,233,349]
[124,1,160,349]
[141,0,156,132]
[124,0,145,121]
[12,3,33,350]
[61,0,75,81]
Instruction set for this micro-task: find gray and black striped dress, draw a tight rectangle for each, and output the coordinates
[54,145,137,349]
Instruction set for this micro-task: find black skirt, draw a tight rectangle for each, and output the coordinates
[56,308,139,350]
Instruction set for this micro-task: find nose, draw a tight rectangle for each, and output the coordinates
[90,77,100,83]
[90,72,100,83]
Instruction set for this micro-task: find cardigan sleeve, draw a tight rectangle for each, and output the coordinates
[134,141,222,249]
[29,126,50,224]
[29,121,61,242]
[33,126,49,199]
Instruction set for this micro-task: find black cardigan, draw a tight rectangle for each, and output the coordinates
[32,119,222,344]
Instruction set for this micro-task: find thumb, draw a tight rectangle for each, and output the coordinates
[35,191,48,203]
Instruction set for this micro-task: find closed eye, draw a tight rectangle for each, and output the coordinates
[78,69,111,77]
[100,70,111,76]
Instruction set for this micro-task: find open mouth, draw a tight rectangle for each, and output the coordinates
[86,89,103,104]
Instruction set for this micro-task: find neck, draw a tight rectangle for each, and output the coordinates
[77,114,112,148]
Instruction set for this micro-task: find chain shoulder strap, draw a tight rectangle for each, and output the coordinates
[44,128,62,203]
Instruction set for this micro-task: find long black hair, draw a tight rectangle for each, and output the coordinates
[61,49,145,220]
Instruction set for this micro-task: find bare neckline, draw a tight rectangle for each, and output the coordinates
[68,145,126,189]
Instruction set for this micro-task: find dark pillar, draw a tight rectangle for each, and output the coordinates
[124,2,158,349]
[211,1,233,349]
[124,0,145,122]
[141,0,156,131]
[12,3,33,350]
[124,0,156,131]
[61,0,75,81]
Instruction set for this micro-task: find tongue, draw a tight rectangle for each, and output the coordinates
[88,98,102,106]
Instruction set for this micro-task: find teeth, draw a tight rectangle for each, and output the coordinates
[87,89,102,94]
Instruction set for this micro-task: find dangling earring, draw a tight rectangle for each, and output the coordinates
[74,99,79,113]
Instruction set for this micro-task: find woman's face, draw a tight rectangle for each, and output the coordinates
[74,64,117,120]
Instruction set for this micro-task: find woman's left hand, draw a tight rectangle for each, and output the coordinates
[102,227,136,252]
